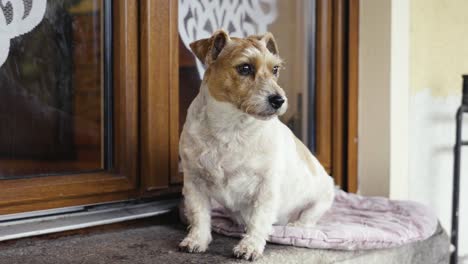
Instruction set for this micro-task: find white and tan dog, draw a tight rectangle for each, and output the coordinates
[179,30,335,261]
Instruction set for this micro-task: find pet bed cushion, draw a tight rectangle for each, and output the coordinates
[180,190,438,250]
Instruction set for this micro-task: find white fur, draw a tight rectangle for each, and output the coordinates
[179,83,335,260]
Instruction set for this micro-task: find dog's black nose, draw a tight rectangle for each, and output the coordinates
[268,95,285,109]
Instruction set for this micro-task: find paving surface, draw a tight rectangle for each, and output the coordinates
[0,211,450,264]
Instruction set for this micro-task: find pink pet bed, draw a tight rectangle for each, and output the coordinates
[180,190,438,250]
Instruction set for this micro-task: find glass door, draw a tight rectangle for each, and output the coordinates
[0,0,139,215]
[178,0,321,164]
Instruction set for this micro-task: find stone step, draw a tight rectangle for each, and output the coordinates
[0,212,450,264]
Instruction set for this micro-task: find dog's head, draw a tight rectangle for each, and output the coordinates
[190,30,287,120]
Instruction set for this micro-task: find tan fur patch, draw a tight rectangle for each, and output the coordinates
[293,136,319,177]
[197,33,285,118]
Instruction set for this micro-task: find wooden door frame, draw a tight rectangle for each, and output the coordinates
[316,0,359,193]
[347,0,359,193]
[139,0,181,196]
[0,1,140,215]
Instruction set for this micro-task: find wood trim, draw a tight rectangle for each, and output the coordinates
[0,173,132,206]
[331,0,346,187]
[347,0,359,193]
[140,0,180,191]
[316,0,359,192]
[0,192,133,215]
[0,1,140,214]
[315,0,333,174]
[169,0,182,184]
[113,0,139,184]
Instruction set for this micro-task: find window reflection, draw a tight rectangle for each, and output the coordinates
[0,0,104,179]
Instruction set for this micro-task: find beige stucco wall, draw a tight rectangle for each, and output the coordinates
[411,0,468,97]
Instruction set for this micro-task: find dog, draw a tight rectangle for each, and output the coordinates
[178,29,335,261]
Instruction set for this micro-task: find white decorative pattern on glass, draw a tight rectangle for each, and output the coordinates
[0,0,47,67]
[178,0,278,79]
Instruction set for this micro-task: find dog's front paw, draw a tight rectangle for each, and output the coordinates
[233,237,264,261]
[178,236,210,253]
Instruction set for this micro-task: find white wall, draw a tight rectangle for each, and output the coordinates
[358,0,409,198]
[409,91,468,256]
[358,0,391,197]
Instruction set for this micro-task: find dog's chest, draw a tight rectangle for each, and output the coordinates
[182,124,271,207]
[194,133,265,179]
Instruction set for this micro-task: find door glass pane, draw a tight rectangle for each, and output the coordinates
[0,0,105,179]
[178,0,315,149]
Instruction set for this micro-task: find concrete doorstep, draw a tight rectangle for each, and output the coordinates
[0,211,450,264]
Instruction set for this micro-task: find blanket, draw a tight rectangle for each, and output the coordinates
[180,190,438,250]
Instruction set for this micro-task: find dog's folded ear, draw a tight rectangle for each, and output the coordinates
[189,30,230,65]
[249,32,279,56]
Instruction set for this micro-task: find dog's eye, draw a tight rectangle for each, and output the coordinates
[272,66,280,76]
[237,63,254,76]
